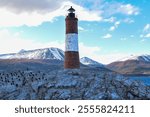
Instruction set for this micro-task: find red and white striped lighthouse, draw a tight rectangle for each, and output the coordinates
[64,6,80,69]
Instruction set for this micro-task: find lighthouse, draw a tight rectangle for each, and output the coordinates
[64,6,80,69]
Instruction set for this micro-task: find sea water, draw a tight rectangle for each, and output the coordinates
[129,76,150,86]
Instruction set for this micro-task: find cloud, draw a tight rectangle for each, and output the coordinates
[109,21,120,31]
[109,26,115,31]
[144,33,150,38]
[115,21,120,26]
[0,0,140,27]
[140,34,143,38]
[79,42,101,58]
[123,18,134,23]
[118,4,139,15]
[97,53,130,64]
[0,1,67,27]
[140,39,146,42]
[143,24,150,32]
[67,1,102,21]
[130,35,134,38]
[120,38,127,41]
[109,18,134,32]
[78,26,85,31]
[0,0,62,14]
[79,43,132,64]
[102,33,112,39]
[74,0,139,16]
[110,18,134,28]
[81,52,134,64]
[140,24,150,38]
[73,0,103,10]
[0,0,102,27]
[103,17,116,23]
[0,29,65,54]
[103,2,139,17]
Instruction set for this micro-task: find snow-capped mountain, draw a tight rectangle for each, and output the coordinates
[0,48,105,67]
[18,49,27,53]
[0,53,15,59]
[118,54,150,62]
[80,57,104,67]
[107,54,150,75]
[0,48,64,60]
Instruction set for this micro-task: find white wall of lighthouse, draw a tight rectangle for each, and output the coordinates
[65,33,79,52]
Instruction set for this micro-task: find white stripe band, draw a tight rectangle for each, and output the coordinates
[65,33,79,52]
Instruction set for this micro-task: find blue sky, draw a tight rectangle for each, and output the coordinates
[0,0,149,64]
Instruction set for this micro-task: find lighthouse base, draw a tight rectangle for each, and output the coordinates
[64,51,80,69]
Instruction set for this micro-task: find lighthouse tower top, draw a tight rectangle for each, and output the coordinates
[67,6,76,18]
[68,6,75,13]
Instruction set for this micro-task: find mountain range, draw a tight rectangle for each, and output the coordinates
[0,48,64,60]
[0,48,102,66]
[0,48,150,75]
[80,57,104,67]
[107,54,150,76]
[117,54,150,62]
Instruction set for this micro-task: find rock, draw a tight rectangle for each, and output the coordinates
[57,90,71,99]
[92,93,108,100]
[147,94,150,99]
[0,68,150,100]
[127,92,134,99]
[110,92,120,100]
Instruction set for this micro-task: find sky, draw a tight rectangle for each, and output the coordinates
[0,0,149,64]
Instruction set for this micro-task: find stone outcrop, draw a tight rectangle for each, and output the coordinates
[0,68,150,100]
